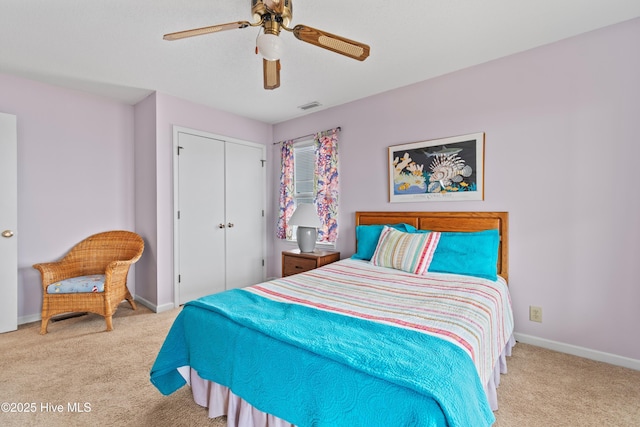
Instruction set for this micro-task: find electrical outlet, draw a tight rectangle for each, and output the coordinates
[529,306,543,323]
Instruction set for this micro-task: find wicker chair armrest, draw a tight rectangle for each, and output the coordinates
[33,261,80,287]
[103,260,136,292]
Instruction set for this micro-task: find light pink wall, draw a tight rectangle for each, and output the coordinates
[3,17,637,362]
[0,73,136,320]
[133,93,158,304]
[271,18,640,360]
[2,79,273,319]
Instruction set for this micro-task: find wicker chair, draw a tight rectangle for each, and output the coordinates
[33,230,144,334]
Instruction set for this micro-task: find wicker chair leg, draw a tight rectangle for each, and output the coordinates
[105,315,114,332]
[126,294,137,310]
[40,317,50,335]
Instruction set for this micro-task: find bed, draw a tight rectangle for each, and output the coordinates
[151,211,514,427]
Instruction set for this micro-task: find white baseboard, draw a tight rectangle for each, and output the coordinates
[133,295,156,312]
[155,302,177,313]
[134,295,176,313]
[18,313,41,326]
[514,333,640,371]
[18,297,177,326]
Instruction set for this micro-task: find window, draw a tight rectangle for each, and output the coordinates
[293,141,315,206]
[277,128,340,244]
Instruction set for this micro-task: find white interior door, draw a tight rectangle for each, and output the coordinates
[0,113,18,333]
[225,141,266,289]
[176,131,226,304]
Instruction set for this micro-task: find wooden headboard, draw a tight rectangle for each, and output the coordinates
[355,211,509,282]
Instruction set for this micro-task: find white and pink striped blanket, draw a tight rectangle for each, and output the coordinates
[246,258,514,386]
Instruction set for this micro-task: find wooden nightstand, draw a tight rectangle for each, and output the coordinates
[282,249,340,277]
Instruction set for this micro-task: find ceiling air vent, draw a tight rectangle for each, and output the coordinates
[298,101,322,111]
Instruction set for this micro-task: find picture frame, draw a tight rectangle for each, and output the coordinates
[388,132,485,203]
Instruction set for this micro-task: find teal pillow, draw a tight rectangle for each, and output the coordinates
[352,223,417,261]
[427,229,500,281]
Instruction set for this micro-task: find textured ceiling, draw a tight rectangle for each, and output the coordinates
[2,0,639,124]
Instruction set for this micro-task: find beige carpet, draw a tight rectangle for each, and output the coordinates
[0,302,638,426]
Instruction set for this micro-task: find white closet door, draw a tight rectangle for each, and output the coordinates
[225,141,266,289]
[176,132,226,304]
[0,113,17,333]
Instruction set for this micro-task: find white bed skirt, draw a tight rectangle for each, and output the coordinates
[186,335,516,426]
[484,334,516,410]
[190,376,294,427]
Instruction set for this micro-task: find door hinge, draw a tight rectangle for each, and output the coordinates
[261,159,266,167]
[177,210,180,219]
[262,209,265,217]
[177,146,184,155]
[178,274,181,283]
[262,259,265,267]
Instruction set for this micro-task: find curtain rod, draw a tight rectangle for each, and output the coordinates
[272,126,341,145]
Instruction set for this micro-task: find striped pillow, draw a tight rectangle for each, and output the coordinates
[370,226,441,275]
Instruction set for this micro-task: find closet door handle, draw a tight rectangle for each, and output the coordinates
[218,223,226,229]
[227,223,235,228]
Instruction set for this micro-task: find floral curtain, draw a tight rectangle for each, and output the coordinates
[276,128,340,243]
[314,129,339,243]
[276,139,295,239]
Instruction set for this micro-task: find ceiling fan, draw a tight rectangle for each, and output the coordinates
[163,0,370,90]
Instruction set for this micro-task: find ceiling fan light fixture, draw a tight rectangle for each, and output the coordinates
[256,33,284,61]
[163,0,370,89]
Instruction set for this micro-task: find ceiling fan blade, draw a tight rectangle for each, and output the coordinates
[163,21,251,41]
[263,59,281,90]
[292,25,370,61]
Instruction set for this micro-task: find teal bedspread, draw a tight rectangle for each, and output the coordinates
[150,289,494,427]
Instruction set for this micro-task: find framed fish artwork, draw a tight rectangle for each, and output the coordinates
[388,132,485,202]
